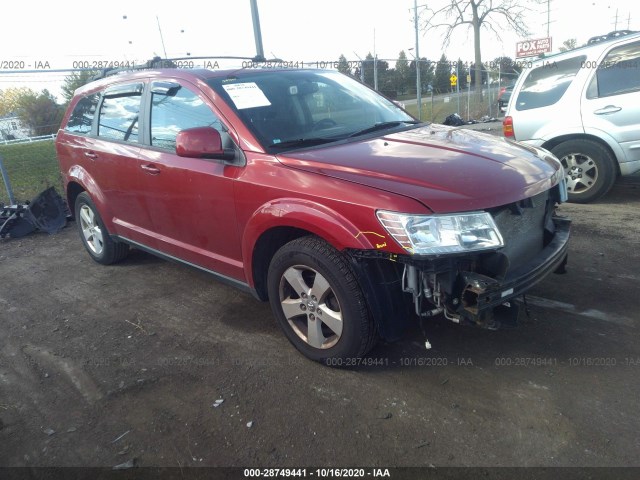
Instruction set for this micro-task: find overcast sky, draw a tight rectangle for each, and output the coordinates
[1,0,638,99]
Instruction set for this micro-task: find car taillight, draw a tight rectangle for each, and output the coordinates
[503,116,514,138]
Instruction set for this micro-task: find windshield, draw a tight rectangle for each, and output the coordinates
[207,70,417,152]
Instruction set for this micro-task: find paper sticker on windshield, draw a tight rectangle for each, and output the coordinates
[222,82,271,110]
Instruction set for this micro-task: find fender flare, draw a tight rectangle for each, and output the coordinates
[67,165,115,230]
[242,198,378,287]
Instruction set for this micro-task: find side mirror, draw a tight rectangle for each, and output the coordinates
[175,127,235,161]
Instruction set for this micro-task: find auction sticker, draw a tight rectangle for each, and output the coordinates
[222,82,271,109]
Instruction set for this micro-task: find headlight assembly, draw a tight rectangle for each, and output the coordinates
[376,210,504,255]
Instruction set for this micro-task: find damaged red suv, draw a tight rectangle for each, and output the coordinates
[56,66,570,363]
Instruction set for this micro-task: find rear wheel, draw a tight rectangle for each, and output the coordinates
[75,192,129,265]
[551,140,617,203]
[267,236,376,364]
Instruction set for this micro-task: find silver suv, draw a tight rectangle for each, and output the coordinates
[503,31,640,203]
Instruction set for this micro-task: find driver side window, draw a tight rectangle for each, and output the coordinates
[151,85,225,151]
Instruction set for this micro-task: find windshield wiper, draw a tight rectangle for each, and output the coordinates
[348,120,421,138]
[270,137,336,149]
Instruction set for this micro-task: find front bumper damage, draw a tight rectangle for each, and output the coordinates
[348,215,570,340]
[454,216,569,324]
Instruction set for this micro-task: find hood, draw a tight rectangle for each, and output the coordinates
[277,124,562,213]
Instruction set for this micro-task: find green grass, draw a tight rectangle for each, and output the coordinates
[0,140,62,204]
[405,93,500,124]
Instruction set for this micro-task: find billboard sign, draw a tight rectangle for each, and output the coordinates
[516,37,552,58]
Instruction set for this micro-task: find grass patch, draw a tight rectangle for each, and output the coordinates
[0,140,62,204]
[405,93,500,123]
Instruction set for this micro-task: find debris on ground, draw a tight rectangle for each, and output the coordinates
[0,187,67,239]
[443,113,465,126]
[212,398,224,408]
[113,458,137,470]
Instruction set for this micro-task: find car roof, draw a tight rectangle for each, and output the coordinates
[525,30,640,66]
[74,67,332,97]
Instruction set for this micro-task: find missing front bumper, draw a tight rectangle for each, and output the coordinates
[457,217,570,323]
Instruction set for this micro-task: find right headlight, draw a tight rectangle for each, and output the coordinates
[376,210,504,255]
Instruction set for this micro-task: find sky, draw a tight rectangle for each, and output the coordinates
[1,0,638,100]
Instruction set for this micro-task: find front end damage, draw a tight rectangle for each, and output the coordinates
[348,185,570,340]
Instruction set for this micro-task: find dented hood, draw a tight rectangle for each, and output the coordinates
[277,125,563,213]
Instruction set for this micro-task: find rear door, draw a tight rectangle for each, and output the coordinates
[136,80,244,280]
[582,39,640,166]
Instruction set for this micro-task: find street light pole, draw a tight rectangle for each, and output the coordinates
[414,0,422,120]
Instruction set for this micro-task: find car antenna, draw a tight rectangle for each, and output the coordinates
[250,0,266,62]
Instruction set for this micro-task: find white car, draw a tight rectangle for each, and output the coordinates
[503,30,640,203]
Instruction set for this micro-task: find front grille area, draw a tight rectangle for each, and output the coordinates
[489,190,550,274]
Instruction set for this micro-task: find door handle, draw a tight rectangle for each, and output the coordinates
[84,151,98,159]
[594,105,622,115]
[140,164,161,175]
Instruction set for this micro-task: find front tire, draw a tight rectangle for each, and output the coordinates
[267,236,376,364]
[75,192,129,265]
[551,140,617,203]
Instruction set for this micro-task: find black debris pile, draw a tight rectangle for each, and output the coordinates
[0,187,67,239]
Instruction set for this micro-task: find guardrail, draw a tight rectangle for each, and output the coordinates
[1,134,57,146]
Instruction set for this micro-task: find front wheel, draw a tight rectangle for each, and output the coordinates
[267,237,377,364]
[75,192,129,265]
[551,140,617,203]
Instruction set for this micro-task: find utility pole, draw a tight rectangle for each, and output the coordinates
[614,8,619,31]
[373,29,378,91]
[456,62,460,115]
[546,0,550,37]
[414,0,422,120]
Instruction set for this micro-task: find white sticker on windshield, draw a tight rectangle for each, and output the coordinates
[222,82,271,110]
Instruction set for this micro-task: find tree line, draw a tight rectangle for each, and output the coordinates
[0,71,93,139]
[338,52,523,98]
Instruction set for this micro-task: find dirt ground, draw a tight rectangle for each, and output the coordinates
[1,176,639,470]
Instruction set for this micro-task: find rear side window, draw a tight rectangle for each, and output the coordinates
[98,88,142,143]
[150,84,223,150]
[515,56,586,111]
[587,41,640,98]
[65,94,99,134]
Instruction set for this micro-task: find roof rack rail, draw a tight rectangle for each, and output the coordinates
[89,54,281,82]
[587,30,637,45]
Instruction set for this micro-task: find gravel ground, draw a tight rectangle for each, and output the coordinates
[1,171,639,472]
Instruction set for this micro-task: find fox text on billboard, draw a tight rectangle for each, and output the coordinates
[516,37,552,58]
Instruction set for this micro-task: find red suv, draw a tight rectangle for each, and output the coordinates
[57,66,570,363]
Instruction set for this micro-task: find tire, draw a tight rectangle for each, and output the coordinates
[551,140,617,203]
[74,192,129,265]
[267,236,377,364]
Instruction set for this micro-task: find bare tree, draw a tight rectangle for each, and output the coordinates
[423,0,536,99]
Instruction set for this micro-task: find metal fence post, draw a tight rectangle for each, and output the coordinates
[0,154,16,205]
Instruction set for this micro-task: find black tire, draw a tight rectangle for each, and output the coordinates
[267,236,377,364]
[551,140,617,203]
[74,192,129,265]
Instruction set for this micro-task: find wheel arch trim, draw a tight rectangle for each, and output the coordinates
[242,199,377,290]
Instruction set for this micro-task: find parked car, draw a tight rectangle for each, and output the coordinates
[57,65,570,364]
[497,85,514,113]
[503,30,640,203]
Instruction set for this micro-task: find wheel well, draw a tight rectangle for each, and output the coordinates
[252,227,311,301]
[541,134,621,176]
[66,182,85,218]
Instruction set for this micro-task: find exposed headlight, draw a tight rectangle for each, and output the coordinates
[376,210,504,255]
